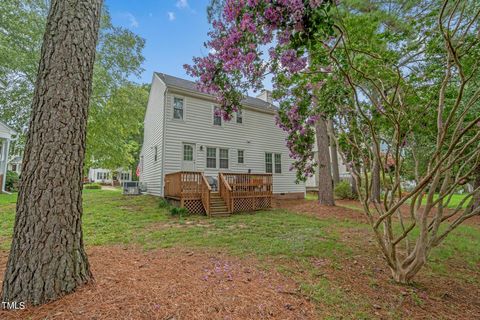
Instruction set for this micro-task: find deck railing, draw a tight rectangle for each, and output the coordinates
[164,171,203,199]
[164,171,273,214]
[201,174,211,214]
[219,173,233,212]
[222,173,273,198]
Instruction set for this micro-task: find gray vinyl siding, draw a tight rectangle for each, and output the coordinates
[140,74,166,195]
[162,90,305,195]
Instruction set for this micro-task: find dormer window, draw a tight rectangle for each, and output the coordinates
[173,97,184,120]
[213,106,222,126]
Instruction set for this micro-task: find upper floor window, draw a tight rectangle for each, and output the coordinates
[206,147,217,168]
[237,150,244,164]
[213,107,222,126]
[236,110,243,124]
[219,148,229,169]
[173,97,184,120]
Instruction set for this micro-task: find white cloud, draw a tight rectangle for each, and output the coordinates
[119,12,139,28]
[176,0,189,9]
[167,12,176,21]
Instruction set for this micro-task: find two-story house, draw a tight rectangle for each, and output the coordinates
[0,120,16,192]
[139,73,305,210]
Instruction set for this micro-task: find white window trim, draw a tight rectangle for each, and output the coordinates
[236,110,243,124]
[265,152,282,174]
[205,147,229,170]
[212,106,222,127]
[172,95,186,121]
[206,146,217,169]
[237,149,245,165]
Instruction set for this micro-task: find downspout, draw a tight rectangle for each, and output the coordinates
[160,87,168,197]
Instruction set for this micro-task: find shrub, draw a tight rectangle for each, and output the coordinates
[170,207,190,217]
[5,171,19,192]
[334,180,356,200]
[158,198,171,209]
[84,183,101,190]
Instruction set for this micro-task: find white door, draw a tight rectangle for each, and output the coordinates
[181,143,196,171]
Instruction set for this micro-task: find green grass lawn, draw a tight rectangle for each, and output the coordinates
[1,189,478,318]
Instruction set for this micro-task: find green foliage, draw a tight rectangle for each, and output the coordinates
[5,171,19,192]
[83,183,102,190]
[169,207,190,217]
[334,180,356,200]
[158,198,171,209]
[0,0,146,166]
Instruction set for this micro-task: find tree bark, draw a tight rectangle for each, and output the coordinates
[471,164,480,211]
[327,119,340,185]
[316,116,335,206]
[371,142,381,203]
[1,0,102,306]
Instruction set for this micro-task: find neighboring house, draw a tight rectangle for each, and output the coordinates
[305,144,351,191]
[8,155,22,175]
[0,120,16,192]
[139,72,305,199]
[88,168,132,185]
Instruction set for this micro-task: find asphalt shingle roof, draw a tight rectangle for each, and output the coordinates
[155,72,276,113]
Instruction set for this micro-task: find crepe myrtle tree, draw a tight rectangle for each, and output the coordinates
[327,0,480,283]
[185,0,338,204]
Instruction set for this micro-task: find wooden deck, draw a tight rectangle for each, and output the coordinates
[164,171,273,216]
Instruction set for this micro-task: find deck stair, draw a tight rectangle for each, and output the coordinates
[209,192,230,216]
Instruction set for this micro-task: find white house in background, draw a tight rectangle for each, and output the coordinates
[139,72,305,199]
[0,120,16,192]
[305,142,350,190]
[88,168,132,184]
[8,155,22,175]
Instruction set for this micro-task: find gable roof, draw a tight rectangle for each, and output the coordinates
[155,72,277,114]
[0,120,16,138]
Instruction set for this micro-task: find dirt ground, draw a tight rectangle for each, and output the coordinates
[275,198,480,319]
[1,199,478,319]
[0,247,315,320]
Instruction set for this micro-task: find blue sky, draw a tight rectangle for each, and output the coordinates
[106,0,213,84]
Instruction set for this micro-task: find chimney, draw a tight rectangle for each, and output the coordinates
[256,90,273,104]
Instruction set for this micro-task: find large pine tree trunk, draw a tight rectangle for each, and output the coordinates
[316,117,335,206]
[327,119,340,185]
[1,0,102,306]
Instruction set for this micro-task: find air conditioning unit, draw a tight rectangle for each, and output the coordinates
[123,181,140,195]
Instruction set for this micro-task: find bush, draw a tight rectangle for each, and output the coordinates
[158,198,171,209]
[170,207,189,217]
[84,183,102,190]
[5,171,19,192]
[334,180,356,200]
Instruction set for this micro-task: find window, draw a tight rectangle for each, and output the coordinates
[236,110,243,124]
[274,153,282,173]
[265,153,273,173]
[173,97,184,120]
[219,148,229,169]
[154,146,158,162]
[206,147,216,168]
[120,173,130,181]
[12,164,17,172]
[183,144,193,161]
[237,150,244,164]
[97,172,108,180]
[213,107,222,126]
